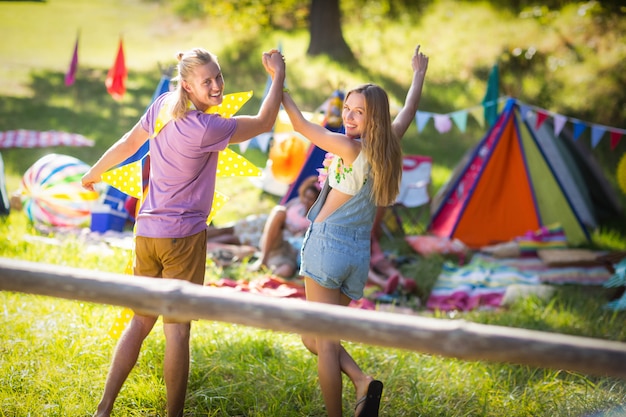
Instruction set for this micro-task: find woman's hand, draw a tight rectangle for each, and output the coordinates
[412,44,429,75]
[262,49,285,80]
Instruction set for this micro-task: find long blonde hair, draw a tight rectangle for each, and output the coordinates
[170,48,219,120]
[346,84,402,206]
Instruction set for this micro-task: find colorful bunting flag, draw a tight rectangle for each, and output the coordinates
[106,38,127,100]
[468,106,485,128]
[450,110,468,133]
[410,96,624,151]
[535,110,549,129]
[573,120,587,141]
[64,32,79,87]
[610,131,622,150]
[591,125,606,148]
[482,63,499,127]
[433,114,452,133]
[415,111,431,132]
[553,114,567,136]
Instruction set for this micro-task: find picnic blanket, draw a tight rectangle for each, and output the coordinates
[472,253,612,285]
[207,275,377,310]
[427,250,614,312]
[426,256,540,311]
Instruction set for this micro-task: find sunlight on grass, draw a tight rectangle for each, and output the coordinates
[1,0,626,415]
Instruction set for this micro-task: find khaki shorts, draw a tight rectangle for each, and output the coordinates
[134,229,207,322]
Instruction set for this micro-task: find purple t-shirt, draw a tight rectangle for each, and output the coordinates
[137,92,237,238]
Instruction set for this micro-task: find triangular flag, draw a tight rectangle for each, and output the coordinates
[216,147,262,177]
[254,132,272,152]
[205,91,253,117]
[450,110,468,133]
[573,120,587,141]
[535,110,549,130]
[482,63,499,127]
[497,98,506,114]
[468,106,484,128]
[106,38,127,100]
[102,92,259,217]
[610,131,622,150]
[591,125,606,148]
[415,111,431,132]
[238,140,250,154]
[519,104,532,120]
[102,158,144,199]
[64,32,79,87]
[433,114,453,133]
[553,114,567,136]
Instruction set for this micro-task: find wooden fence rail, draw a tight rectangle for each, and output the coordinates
[1,257,626,379]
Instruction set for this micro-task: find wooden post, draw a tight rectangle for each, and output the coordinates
[1,257,626,379]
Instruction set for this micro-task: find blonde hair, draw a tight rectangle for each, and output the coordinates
[170,48,219,120]
[346,84,402,206]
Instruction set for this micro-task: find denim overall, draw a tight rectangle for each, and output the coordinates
[299,176,376,300]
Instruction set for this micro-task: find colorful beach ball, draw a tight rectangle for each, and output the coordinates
[20,153,98,227]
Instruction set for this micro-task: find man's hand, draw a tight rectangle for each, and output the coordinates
[262,49,285,80]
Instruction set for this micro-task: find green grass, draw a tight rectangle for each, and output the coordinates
[2,184,626,416]
[3,289,626,416]
[1,0,626,415]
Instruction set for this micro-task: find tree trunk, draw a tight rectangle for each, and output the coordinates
[307,0,354,61]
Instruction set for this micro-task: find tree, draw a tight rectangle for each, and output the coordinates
[307,0,355,61]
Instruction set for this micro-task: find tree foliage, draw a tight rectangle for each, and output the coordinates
[171,0,310,29]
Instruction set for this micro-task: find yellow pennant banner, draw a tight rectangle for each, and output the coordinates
[104,91,262,339]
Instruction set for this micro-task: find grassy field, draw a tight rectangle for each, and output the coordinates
[1,0,626,416]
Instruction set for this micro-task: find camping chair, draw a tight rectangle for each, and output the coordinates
[381,155,433,238]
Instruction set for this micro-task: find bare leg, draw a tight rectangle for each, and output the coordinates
[271,263,297,278]
[206,225,233,238]
[302,277,374,417]
[163,321,191,417]
[258,206,287,262]
[249,206,289,272]
[94,314,158,417]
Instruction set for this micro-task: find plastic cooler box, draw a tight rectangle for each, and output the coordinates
[90,187,128,233]
[90,204,127,233]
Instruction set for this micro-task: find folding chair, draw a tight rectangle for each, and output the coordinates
[382,155,433,238]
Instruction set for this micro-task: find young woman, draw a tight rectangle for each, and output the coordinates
[280,46,428,417]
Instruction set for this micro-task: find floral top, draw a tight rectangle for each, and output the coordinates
[326,151,368,195]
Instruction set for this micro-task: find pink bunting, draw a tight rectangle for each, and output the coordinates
[553,114,567,136]
[433,114,452,133]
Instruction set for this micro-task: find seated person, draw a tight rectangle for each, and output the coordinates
[252,176,319,277]
[368,206,418,294]
[207,176,320,278]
